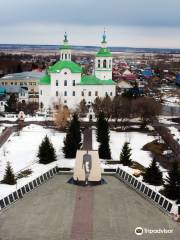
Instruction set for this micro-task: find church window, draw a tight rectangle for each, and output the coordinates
[64,72,67,75]
[88,91,91,96]
[64,80,67,86]
[72,80,75,86]
[40,90,42,95]
[64,100,67,104]
[64,91,67,96]
[98,60,101,68]
[95,91,98,96]
[109,60,111,68]
[81,91,84,97]
[72,91,75,96]
[56,91,58,97]
[65,54,67,60]
[110,92,113,96]
[103,59,107,68]
[56,80,58,86]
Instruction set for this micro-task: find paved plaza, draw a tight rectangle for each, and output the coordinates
[0,175,179,240]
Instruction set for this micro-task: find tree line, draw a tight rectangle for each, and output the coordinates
[78,95,162,128]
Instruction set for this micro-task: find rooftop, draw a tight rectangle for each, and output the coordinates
[39,73,51,85]
[0,71,44,81]
[49,60,82,73]
[78,75,115,85]
[96,47,112,57]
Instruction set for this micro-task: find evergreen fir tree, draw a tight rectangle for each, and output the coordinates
[163,161,180,200]
[99,139,111,159]
[96,112,109,143]
[69,113,82,149]
[5,93,17,112]
[120,142,132,166]
[143,158,163,186]
[63,132,77,158]
[2,162,16,185]
[37,135,56,164]
[96,112,111,159]
[63,114,82,158]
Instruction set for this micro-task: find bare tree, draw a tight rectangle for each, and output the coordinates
[54,105,70,130]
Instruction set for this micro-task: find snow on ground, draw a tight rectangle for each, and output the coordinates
[168,126,180,142]
[162,96,180,107]
[158,116,178,125]
[0,125,5,135]
[0,114,53,122]
[0,124,68,198]
[93,130,155,168]
[0,124,66,180]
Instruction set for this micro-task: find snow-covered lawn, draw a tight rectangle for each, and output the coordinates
[0,125,66,177]
[93,130,155,168]
[0,124,69,198]
[0,124,66,179]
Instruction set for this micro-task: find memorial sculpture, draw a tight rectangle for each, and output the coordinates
[71,150,103,186]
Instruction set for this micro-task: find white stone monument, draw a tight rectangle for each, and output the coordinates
[73,150,101,185]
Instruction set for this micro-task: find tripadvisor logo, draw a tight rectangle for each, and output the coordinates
[135,227,143,236]
[135,227,173,236]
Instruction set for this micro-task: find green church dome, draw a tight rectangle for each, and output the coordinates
[96,47,112,57]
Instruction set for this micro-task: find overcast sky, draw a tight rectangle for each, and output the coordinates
[0,0,180,48]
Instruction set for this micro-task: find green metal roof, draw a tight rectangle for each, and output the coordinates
[39,74,51,85]
[78,75,115,85]
[49,60,82,73]
[59,44,71,50]
[96,48,112,57]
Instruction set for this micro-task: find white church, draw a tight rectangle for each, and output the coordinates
[39,32,116,111]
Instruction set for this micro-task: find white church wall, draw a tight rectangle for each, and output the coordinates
[39,85,51,110]
[95,57,113,80]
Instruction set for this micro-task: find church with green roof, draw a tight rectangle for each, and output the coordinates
[39,32,116,110]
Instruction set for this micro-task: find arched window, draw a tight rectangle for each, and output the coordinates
[40,90,42,95]
[98,60,101,68]
[64,91,67,96]
[72,91,75,96]
[95,91,98,97]
[56,91,58,97]
[56,80,58,86]
[109,60,111,68]
[65,54,67,60]
[103,59,107,68]
[64,80,67,86]
[88,91,91,96]
[81,91,84,97]
[72,80,75,86]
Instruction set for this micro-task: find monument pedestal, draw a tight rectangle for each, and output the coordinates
[68,150,105,186]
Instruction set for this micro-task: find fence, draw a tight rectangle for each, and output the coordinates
[116,167,178,215]
[0,166,58,211]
